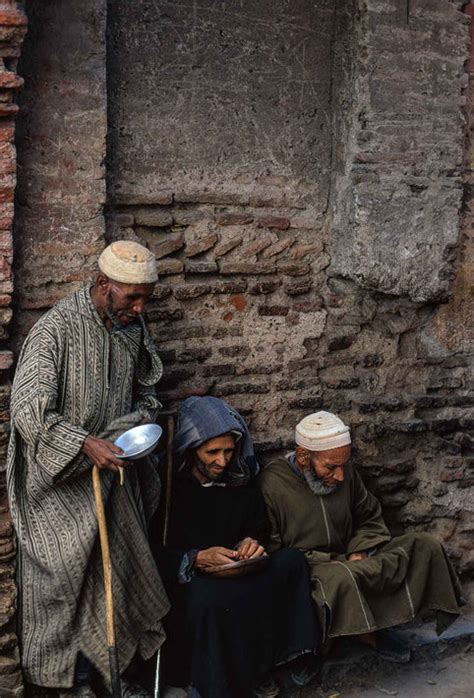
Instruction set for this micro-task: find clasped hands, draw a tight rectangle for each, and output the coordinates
[195,537,266,571]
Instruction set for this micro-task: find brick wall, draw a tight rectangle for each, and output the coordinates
[0,3,27,695]
[3,5,473,694]
[104,0,474,577]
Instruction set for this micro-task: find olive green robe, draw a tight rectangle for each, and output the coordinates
[260,456,463,640]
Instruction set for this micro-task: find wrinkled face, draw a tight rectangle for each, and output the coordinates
[194,434,236,482]
[296,444,351,490]
[97,275,155,326]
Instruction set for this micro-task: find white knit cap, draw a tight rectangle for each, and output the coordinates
[98,241,158,284]
[295,411,351,452]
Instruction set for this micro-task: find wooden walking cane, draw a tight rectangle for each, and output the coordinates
[153,411,177,698]
[92,464,122,698]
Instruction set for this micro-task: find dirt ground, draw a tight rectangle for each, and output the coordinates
[302,649,473,698]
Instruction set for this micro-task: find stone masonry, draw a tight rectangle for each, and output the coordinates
[104,0,474,578]
[0,2,28,695]
[0,0,473,693]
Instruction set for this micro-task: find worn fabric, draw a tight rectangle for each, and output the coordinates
[7,286,170,688]
[295,411,351,451]
[98,240,158,283]
[174,396,259,485]
[260,456,463,640]
[153,473,320,698]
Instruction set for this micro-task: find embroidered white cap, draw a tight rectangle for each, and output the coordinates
[98,241,158,284]
[295,411,351,452]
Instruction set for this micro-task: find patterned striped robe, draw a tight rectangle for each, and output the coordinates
[7,286,170,688]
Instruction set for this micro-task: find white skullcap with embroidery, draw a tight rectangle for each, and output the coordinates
[98,240,158,284]
[295,411,351,452]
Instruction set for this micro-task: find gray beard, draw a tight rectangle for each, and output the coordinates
[303,467,339,496]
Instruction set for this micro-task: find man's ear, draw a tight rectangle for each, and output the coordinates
[96,273,110,296]
[295,446,310,469]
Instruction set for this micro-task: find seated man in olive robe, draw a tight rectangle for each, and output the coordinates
[152,397,321,698]
[259,411,464,663]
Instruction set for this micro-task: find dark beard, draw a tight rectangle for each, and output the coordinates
[303,467,339,496]
[193,454,226,482]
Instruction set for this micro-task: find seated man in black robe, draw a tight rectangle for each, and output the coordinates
[153,396,321,698]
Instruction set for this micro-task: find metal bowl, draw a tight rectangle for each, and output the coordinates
[114,424,163,460]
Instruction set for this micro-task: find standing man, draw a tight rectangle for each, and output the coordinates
[260,411,464,663]
[7,241,170,697]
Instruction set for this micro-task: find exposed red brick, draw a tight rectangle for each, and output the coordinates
[156,259,184,275]
[151,285,172,300]
[256,216,290,230]
[249,280,279,294]
[291,300,323,313]
[174,284,210,300]
[0,72,23,89]
[185,260,218,273]
[154,234,184,259]
[258,305,289,317]
[285,279,313,295]
[0,104,18,117]
[210,280,248,294]
[0,7,27,26]
[215,213,253,226]
[0,350,13,369]
[213,236,243,258]
[276,261,310,276]
[185,232,218,257]
[238,236,273,258]
[0,185,14,203]
[220,261,275,275]
[219,345,250,357]
[262,238,294,258]
[229,294,247,311]
[291,241,323,259]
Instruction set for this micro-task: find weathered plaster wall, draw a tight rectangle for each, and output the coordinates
[107,0,341,218]
[14,0,107,341]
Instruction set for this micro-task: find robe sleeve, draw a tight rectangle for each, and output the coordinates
[131,320,163,422]
[133,381,161,423]
[346,468,391,554]
[237,486,271,547]
[258,479,283,553]
[10,315,89,483]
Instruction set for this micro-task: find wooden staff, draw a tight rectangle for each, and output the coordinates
[154,410,177,698]
[92,465,122,698]
[162,413,175,546]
